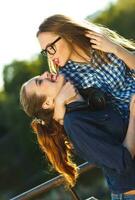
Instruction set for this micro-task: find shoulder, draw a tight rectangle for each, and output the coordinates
[63,111,83,141]
[64,101,93,125]
[64,109,88,133]
[103,53,127,75]
[64,111,80,127]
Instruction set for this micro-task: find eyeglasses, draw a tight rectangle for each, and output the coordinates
[41,37,61,57]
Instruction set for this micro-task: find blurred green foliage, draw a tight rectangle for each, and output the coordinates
[0,0,135,199]
[0,55,54,199]
[91,0,135,39]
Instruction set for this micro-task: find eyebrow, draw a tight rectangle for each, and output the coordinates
[44,40,55,50]
[45,42,52,48]
[35,78,38,85]
[44,37,61,50]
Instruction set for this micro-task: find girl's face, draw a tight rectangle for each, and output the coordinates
[25,73,65,105]
[38,32,73,67]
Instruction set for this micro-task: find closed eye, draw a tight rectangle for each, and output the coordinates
[38,79,43,85]
[35,78,43,86]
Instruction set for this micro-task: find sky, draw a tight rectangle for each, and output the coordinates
[0,0,117,89]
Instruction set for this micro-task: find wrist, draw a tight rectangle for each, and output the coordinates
[129,114,135,122]
[113,44,127,59]
[55,97,65,106]
[111,43,120,55]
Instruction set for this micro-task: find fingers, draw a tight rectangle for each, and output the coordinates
[91,44,100,50]
[85,31,103,40]
[90,40,102,50]
[87,34,101,43]
[85,31,104,50]
[64,81,75,90]
[85,31,113,53]
[90,38,99,43]
[75,87,79,94]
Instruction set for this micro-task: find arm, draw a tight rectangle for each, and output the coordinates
[53,101,65,125]
[123,95,135,158]
[113,46,135,70]
[86,31,135,70]
[64,109,134,174]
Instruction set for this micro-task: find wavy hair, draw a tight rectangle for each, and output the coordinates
[20,83,78,187]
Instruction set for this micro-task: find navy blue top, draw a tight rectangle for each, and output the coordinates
[64,101,135,193]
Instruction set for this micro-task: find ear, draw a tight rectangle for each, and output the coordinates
[42,97,54,110]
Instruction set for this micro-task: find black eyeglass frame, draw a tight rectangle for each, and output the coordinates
[41,37,61,56]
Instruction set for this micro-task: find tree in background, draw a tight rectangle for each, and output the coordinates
[0,56,55,199]
[89,0,135,39]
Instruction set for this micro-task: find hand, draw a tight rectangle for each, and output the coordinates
[130,95,135,117]
[55,81,78,105]
[123,94,135,159]
[85,31,117,54]
[53,82,78,124]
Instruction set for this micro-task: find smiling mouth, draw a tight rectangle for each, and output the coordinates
[50,73,59,82]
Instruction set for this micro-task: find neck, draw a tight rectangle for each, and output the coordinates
[65,93,84,105]
[70,45,91,63]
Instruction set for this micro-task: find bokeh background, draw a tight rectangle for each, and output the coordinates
[0,0,135,199]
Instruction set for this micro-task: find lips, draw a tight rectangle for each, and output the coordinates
[53,58,60,67]
[50,73,59,82]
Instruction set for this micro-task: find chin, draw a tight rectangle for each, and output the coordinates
[59,59,68,67]
[58,63,64,68]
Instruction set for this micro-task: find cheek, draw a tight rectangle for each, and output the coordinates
[43,82,56,95]
[58,43,72,66]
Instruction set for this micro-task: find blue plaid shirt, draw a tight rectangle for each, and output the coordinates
[59,52,135,119]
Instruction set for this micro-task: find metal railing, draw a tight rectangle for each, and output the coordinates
[10,162,96,200]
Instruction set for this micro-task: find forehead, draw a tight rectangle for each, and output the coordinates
[25,76,39,93]
[27,76,39,85]
[38,32,58,44]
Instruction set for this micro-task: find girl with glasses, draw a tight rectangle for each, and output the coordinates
[36,14,135,123]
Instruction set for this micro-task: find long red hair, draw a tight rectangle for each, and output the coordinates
[20,84,78,187]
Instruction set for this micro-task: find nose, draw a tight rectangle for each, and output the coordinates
[40,71,51,79]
